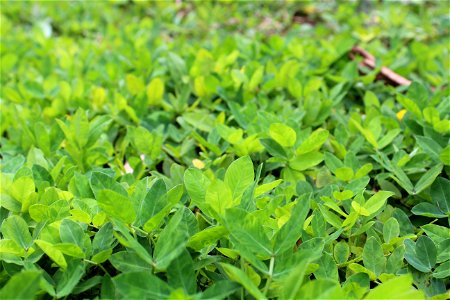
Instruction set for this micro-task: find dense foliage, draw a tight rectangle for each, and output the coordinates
[0,1,449,299]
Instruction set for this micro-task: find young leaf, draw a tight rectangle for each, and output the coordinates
[363,191,394,215]
[224,156,254,201]
[269,123,296,148]
[296,128,329,155]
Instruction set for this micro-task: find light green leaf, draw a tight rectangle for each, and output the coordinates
[335,167,354,181]
[290,152,324,171]
[205,179,233,216]
[97,189,136,224]
[269,123,296,148]
[0,270,42,300]
[187,226,228,251]
[296,128,329,155]
[363,191,394,215]
[364,274,424,299]
[35,239,68,269]
[147,77,165,106]
[224,156,254,201]
[1,215,32,250]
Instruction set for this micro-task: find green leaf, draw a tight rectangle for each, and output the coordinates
[97,189,136,224]
[432,261,450,279]
[112,220,154,265]
[56,261,85,297]
[404,236,437,272]
[411,203,447,218]
[386,245,405,274]
[296,128,329,155]
[350,119,378,148]
[60,219,86,249]
[363,236,385,277]
[153,208,190,270]
[109,251,153,273]
[224,156,254,201]
[92,222,114,253]
[415,136,442,161]
[142,184,184,232]
[113,271,172,299]
[314,252,339,282]
[167,249,196,294]
[431,177,450,213]
[35,239,68,269]
[126,74,145,95]
[281,256,311,299]
[295,279,344,300]
[363,191,394,215]
[273,195,310,255]
[290,152,324,171]
[334,241,350,264]
[187,226,227,251]
[0,270,42,300]
[260,138,288,159]
[219,263,267,300]
[1,215,32,250]
[10,176,35,204]
[383,217,400,243]
[184,168,211,212]
[269,123,296,148]
[364,274,424,299]
[396,94,422,119]
[90,172,127,197]
[413,164,443,194]
[134,179,167,227]
[205,179,234,216]
[54,243,85,258]
[147,77,165,106]
[378,129,401,149]
[335,167,354,181]
[225,209,273,257]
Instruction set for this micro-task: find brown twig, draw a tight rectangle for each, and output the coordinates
[350,46,412,87]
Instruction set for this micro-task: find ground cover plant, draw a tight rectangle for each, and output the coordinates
[0,1,449,299]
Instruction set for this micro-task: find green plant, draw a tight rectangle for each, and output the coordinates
[1,1,449,299]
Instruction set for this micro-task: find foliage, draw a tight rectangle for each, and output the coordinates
[0,1,449,299]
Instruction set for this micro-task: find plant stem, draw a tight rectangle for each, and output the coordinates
[263,256,275,296]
